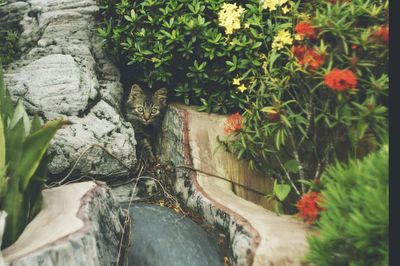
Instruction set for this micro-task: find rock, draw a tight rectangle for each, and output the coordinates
[6,54,95,116]
[1,182,130,266]
[111,177,159,203]
[122,203,222,266]
[48,100,136,176]
[2,0,137,181]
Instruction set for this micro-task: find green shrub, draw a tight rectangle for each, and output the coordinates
[305,144,388,265]
[0,64,64,248]
[98,0,299,113]
[99,0,388,212]
[221,0,388,210]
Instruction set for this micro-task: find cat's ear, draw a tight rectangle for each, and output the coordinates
[153,87,167,107]
[128,84,145,104]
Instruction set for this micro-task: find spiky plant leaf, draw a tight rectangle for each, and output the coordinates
[5,119,25,175]
[29,114,42,135]
[0,117,6,199]
[9,99,30,135]
[2,180,24,248]
[15,119,62,191]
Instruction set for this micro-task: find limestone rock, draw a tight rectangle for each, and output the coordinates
[48,100,136,176]
[111,177,159,203]
[2,0,137,181]
[5,54,95,116]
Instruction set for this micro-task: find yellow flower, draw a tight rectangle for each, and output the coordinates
[233,78,241,85]
[244,23,250,29]
[281,5,290,14]
[218,3,245,35]
[272,29,293,50]
[295,34,304,41]
[262,0,288,12]
[238,84,247,93]
[297,12,311,21]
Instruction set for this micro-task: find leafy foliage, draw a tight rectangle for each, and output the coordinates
[0,64,64,248]
[99,0,388,213]
[98,0,298,113]
[305,144,388,265]
[221,0,388,211]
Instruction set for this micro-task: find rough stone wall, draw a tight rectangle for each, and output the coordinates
[0,0,136,179]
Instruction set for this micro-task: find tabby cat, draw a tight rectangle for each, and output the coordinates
[124,84,167,163]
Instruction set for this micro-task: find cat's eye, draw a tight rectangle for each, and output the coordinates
[137,106,144,113]
[150,108,158,115]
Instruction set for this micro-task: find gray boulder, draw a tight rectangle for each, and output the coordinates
[1,0,137,180]
[48,100,136,176]
[122,203,222,266]
[5,54,96,116]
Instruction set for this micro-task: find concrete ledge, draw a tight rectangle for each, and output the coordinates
[159,103,311,266]
[1,182,129,266]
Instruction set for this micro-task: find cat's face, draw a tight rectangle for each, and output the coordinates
[127,84,167,125]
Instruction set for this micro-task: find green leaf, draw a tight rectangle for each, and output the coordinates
[0,117,6,199]
[14,119,63,191]
[6,119,25,175]
[274,201,284,215]
[280,114,291,128]
[2,180,24,248]
[29,114,42,135]
[284,159,300,173]
[274,180,291,202]
[0,117,5,169]
[9,99,30,136]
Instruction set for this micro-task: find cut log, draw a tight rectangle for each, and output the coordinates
[1,181,130,266]
[159,103,311,266]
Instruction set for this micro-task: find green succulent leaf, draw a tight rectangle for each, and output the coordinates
[5,119,25,175]
[9,99,30,135]
[0,116,5,169]
[15,119,63,191]
[2,181,24,247]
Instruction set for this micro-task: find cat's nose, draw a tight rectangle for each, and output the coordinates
[144,113,150,120]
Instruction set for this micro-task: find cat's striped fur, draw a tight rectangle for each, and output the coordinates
[124,84,167,163]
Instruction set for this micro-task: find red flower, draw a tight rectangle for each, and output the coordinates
[295,22,316,39]
[296,192,325,224]
[324,69,358,91]
[304,50,325,70]
[224,112,243,133]
[372,25,389,44]
[292,45,307,59]
[293,46,325,70]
